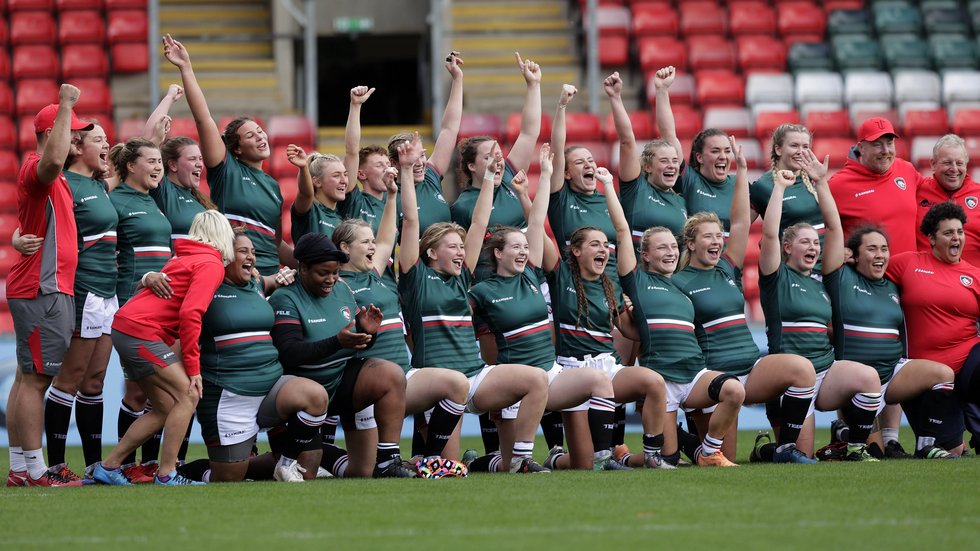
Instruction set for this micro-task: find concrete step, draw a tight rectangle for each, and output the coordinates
[159,59,276,73]
[451,1,564,18]
[318,125,431,143]
[159,6,270,23]
[451,34,573,55]
[164,40,273,59]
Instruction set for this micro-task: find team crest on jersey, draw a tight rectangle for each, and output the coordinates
[436,193,447,204]
[961,275,974,287]
[506,187,517,199]
[529,284,539,294]
[894,177,907,191]
[967,197,979,210]
[341,306,351,321]
[889,293,900,305]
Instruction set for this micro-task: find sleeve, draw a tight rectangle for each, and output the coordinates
[675,161,690,195]
[748,174,771,215]
[177,257,226,376]
[204,151,235,201]
[468,289,491,336]
[268,291,345,369]
[546,185,567,241]
[450,192,472,228]
[21,156,48,196]
[338,183,361,218]
[618,270,648,351]
[885,252,911,287]
[720,256,744,293]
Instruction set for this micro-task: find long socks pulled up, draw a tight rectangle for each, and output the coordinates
[44,387,74,466]
[117,401,143,465]
[540,410,565,449]
[587,397,616,453]
[777,386,815,449]
[422,399,464,458]
[479,412,499,455]
[283,410,327,461]
[843,392,882,445]
[75,392,103,467]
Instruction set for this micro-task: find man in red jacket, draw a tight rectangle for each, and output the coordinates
[6,86,93,487]
[830,117,924,255]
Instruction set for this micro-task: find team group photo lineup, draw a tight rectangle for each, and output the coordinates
[6,26,980,487]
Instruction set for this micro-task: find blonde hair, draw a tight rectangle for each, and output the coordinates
[679,212,723,269]
[770,123,817,203]
[781,222,817,262]
[640,139,679,185]
[188,210,236,265]
[308,152,344,180]
[420,222,467,266]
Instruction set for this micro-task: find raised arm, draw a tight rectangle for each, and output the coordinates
[465,146,498,272]
[37,84,79,184]
[527,145,553,267]
[397,133,424,271]
[597,167,634,276]
[143,84,183,146]
[725,136,750,268]
[653,66,684,163]
[429,52,464,175]
[798,150,841,275]
[344,86,375,188]
[286,145,313,215]
[507,52,542,172]
[550,84,577,194]
[604,72,640,182]
[163,34,225,168]
[372,167,400,275]
[760,169,794,276]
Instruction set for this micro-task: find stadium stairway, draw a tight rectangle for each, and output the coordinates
[156,0,285,117]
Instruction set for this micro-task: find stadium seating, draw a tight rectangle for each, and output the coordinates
[0,150,19,179]
[827,9,871,35]
[895,70,942,104]
[788,42,835,72]
[778,2,826,42]
[796,72,843,105]
[872,1,922,35]
[953,110,980,137]
[736,35,787,72]
[458,113,503,142]
[638,37,687,73]
[688,36,736,72]
[71,78,112,113]
[10,11,56,45]
[754,110,800,142]
[599,35,629,66]
[729,2,775,36]
[603,110,656,142]
[904,109,949,136]
[0,83,12,115]
[703,107,751,138]
[942,71,980,105]
[8,0,54,10]
[844,71,893,105]
[646,72,695,106]
[696,71,745,107]
[505,113,551,144]
[107,9,147,44]
[930,35,978,69]
[745,73,794,106]
[631,2,678,36]
[267,115,316,148]
[56,0,104,10]
[111,42,148,73]
[168,117,199,141]
[0,117,14,149]
[61,44,110,79]
[881,34,932,70]
[564,112,603,142]
[679,2,725,36]
[58,10,105,45]
[0,181,18,211]
[15,78,58,115]
[832,34,883,71]
[670,104,703,139]
[805,110,852,137]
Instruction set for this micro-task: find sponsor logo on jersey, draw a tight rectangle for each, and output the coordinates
[783,195,797,202]
[79,195,99,203]
[127,211,148,216]
[243,175,255,186]
[491,296,514,304]
[967,197,978,210]
[213,293,237,299]
[855,189,875,198]
[889,293,900,304]
[894,177,907,191]
[726,278,736,287]
[319,220,336,228]
[341,306,351,321]
[566,286,577,294]
[961,275,973,287]
[569,204,589,213]
[529,284,539,294]
[647,285,670,292]
[275,309,292,316]
[853,285,872,296]
[505,187,517,199]
[695,188,716,198]
[648,196,666,207]
[688,287,710,294]
[307,318,326,323]
[914,268,934,275]
[790,283,807,292]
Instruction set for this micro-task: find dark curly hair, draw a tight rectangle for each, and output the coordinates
[920,202,967,238]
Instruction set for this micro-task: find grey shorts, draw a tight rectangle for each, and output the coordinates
[111,330,179,381]
[9,293,74,376]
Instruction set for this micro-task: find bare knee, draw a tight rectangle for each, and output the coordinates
[721,380,745,405]
[589,370,614,397]
[931,364,955,385]
[644,371,666,399]
[854,364,882,392]
[786,358,816,387]
[444,371,470,403]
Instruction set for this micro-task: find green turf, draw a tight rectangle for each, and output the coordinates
[1,432,977,550]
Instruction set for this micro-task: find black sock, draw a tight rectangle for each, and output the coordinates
[588,397,616,453]
[540,410,565,449]
[376,442,400,466]
[422,399,464,458]
[917,383,956,448]
[117,401,142,465]
[320,443,349,476]
[612,405,627,446]
[764,398,782,428]
[843,393,882,445]
[141,404,161,464]
[283,411,326,460]
[676,423,700,461]
[268,426,288,457]
[177,415,194,462]
[467,453,500,472]
[642,433,664,455]
[177,458,210,481]
[411,413,426,457]
[777,386,815,447]
[75,392,103,467]
[44,387,75,466]
[662,450,681,466]
[479,412,500,454]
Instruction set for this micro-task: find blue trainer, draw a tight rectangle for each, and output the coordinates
[92,462,133,486]
[773,444,818,464]
[154,470,206,486]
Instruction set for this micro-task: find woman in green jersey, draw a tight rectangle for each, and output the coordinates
[398,134,550,474]
[823,225,957,459]
[673,137,818,464]
[750,124,825,234]
[760,154,883,461]
[288,145,346,242]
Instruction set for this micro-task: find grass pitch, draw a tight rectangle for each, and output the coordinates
[1,431,977,550]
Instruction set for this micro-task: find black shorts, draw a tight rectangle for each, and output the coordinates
[327,357,368,428]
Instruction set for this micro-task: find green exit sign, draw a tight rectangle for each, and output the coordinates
[334,16,374,33]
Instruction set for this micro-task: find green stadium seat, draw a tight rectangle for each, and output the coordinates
[833,34,884,71]
[923,8,970,35]
[788,42,836,72]
[882,34,932,70]
[872,2,922,35]
[828,9,871,36]
[920,0,959,10]
[929,35,978,70]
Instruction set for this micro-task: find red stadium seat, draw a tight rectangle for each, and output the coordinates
[823,0,863,12]
[599,35,629,67]
[0,117,15,150]
[696,71,745,107]
[8,0,53,10]
[0,182,17,211]
[56,0,103,10]
[0,151,20,179]
[730,2,775,35]
[117,117,143,141]
[278,175,298,208]
[70,78,112,113]
[754,110,800,142]
[646,72,695,106]
[805,110,852,138]
[111,42,148,73]
[0,50,9,81]
[638,36,687,73]
[0,83,14,115]
[107,9,147,44]
[105,0,144,7]
[15,78,58,115]
[0,214,18,240]
[168,117,199,142]
[569,141,612,169]
[631,2,678,37]
[13,45,58,81]
[737,36,787,72]
[778,3,826,39]
[811,137,854,169]
[591,5,631,36]
[58,10,105,45]
[269,145,295,178]
[0,20,8,47]
[505,112,552,144]
[10,11,57,46]
[0,245,18,276]
[680,2,726,35]
[17,116,36,153]
[76,112,113,142]
[564,112,603,142]
[267,115,314,148]
[459,113,503,142]
[953,110,980,137]
[965,137,980,164]
[61,44,109,79]
[603,110,656,142]
[904,109,949,137]
[672,104,703,139]
[689,36,736,72]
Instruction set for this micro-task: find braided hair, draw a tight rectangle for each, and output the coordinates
[770,123,818,203]
[567,226,618,331]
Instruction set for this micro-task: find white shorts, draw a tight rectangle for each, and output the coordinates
[355,405,376,430]
[215,390,265,446]
[79,293,118,338]
[809,368,832,417]
[547,362,592,412]
[556,353,625,381]
[665,368,711,413]
[465,365,520,419]
[879,358,911,412]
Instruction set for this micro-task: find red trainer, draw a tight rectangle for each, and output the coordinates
[26,467,85,487]
[123,463,154,484]
[6,469,28,487]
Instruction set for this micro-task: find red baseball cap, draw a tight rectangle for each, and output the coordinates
[857,117,899,142]
[33,104,95,134]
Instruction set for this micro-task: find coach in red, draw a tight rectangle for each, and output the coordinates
[916,134,980,265]
[6,85,93,487]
